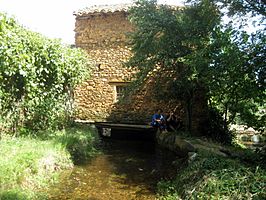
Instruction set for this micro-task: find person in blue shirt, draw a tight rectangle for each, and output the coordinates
[151,108,167,131]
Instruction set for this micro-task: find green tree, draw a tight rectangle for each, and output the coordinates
[128,0,265,139]
[204,0,266,131]
[207,27,265,131]
[128,0,221,134]
[216,0,266,18]
[0,14,90,134]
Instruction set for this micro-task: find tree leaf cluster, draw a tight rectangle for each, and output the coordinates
[128,0,265,137]
[0,13,90,133]
[215,0,266,18]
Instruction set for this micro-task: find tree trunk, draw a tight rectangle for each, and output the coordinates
[223,104,228,131]
[186,98,193,134]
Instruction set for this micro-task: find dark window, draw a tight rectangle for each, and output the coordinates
[116,85,127,100]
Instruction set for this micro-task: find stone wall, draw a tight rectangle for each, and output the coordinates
[74,12,136,121]
[106,66,185,123]
[74,9,208,134]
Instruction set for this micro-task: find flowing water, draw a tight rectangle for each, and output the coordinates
[47,137,179,200]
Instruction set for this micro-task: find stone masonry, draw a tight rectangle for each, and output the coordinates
[74,4,135,121]
[73,4,208,134]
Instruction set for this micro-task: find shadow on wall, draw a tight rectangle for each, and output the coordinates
[106,68,183,125]
[105,67,208,136]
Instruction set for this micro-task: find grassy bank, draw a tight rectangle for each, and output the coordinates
[157,150,266,200]
[0,124,98,200]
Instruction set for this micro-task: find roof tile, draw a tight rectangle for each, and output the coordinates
[74,3,133,16]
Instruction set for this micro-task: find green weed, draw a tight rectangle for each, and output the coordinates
[0,125,98,200]
[157,152,266,200]
[0,136,72,199]
[52,124,99,164]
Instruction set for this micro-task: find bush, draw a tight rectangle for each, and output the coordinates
[201,107,235,144]
[157,152,266,199]
[0,190,29,200]
[53,124,99,164]
[0,13,90,134]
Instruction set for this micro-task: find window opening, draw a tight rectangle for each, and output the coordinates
[115,85,127,101]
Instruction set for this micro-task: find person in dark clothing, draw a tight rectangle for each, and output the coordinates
[166,111,181,132]
[151,109,167,131]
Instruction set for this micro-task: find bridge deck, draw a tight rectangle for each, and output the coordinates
[95,122,153,131]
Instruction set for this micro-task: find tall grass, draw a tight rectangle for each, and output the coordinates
[0,136,72,199]
[51,124,99,164]
[0,124,99,200]
[157,151,266,200]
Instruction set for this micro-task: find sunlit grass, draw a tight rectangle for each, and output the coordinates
[157,151,266,200]
[0,136,72,199]
[0,124,98,200]
[51,125,99,164]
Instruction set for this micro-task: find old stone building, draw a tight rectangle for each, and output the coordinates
[74,4,136,121]
[73,4,208,134]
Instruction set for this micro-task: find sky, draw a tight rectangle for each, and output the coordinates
[0,0,184,44]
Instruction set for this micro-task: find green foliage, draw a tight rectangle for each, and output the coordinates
[129,0,220,71]
[0,125,99,199]
[52,124,99,164]
[0,13,90,134]
[0,136,73,200]
[129,0,221,134]
[0,190,30,200]
[207,27,266,131]
[216,0,266,18]
[157,152,266,199]
[201,107,234,144]
[128,0,265,137]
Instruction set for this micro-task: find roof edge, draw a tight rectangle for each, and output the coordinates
[73,3,133,16]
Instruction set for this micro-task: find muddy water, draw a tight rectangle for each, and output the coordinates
[48,138,178,200]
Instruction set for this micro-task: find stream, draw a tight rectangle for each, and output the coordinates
[47,137,179,200]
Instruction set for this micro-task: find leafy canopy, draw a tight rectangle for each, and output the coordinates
[0,13,90,133]
[128,0,265,135]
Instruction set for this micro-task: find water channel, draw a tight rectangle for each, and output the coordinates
[47,135,180,200]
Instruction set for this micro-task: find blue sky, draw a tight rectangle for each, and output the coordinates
[0,0,184,44]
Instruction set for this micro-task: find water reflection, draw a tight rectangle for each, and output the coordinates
[48,138,178,200]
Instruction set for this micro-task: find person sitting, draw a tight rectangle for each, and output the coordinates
[166,111,181,132]
[151,109,167,132]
